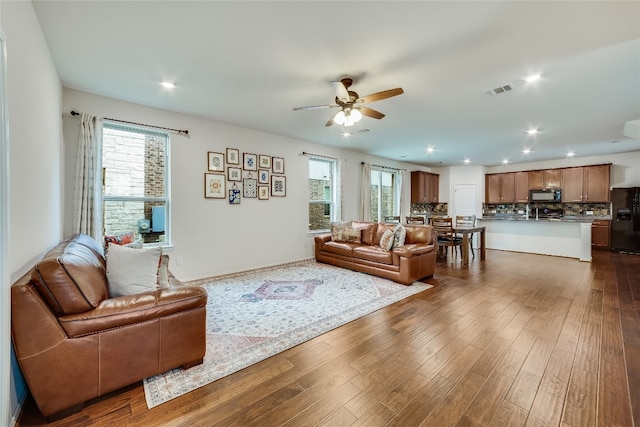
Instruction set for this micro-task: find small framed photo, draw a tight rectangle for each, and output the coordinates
[258,186,270,200]
[204,173,226,199]
[228,183,241,204]
[243,153,257,171]
[258,169,269,184]
[272,157,284,174]
[226,148,239,165]
[227,167,242,182]
[259,155,272,169]
[271,175,286,197]
[207,152,225,172]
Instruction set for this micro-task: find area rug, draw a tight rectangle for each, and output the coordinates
[143,260,433,408]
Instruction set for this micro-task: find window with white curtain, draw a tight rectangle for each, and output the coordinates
[370,168,399,222]
[308,157,337,232]
[102,122,170,245]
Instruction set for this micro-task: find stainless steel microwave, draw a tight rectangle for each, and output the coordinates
[529,188,561,202]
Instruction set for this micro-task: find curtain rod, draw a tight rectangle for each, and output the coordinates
[70,111,189,137]
[301,151,342,161]
[362,162,406,172]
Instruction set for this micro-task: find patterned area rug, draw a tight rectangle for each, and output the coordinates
[143,260,433,408]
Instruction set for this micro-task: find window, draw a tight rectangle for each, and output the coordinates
[370,168,399,222]
[308,157,337,232]
[102,123,170,245]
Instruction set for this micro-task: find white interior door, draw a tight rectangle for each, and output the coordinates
[454,184,476,218]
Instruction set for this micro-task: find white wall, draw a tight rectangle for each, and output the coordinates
[1,1,63,425]
[62,89,427,281]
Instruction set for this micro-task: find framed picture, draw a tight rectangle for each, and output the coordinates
[271,175,286,197]
[226,148,239,165]
[243,176,257,198]
[243,153,257,171]
[204,173,226,199]
[272,157,285,174]
[227,166,242,181]
[228,183,241,204]
[258,186,269,200]
[207,152,225,172]
[259,155,272,169]
[258,169,269,184]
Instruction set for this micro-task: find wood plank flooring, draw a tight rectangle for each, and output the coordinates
[16,249,640,427]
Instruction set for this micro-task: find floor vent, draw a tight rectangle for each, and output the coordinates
[483,83,516,96]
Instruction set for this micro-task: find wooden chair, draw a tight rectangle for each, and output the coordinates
[455,215,476,257]
[406,216,426,225]
[431,217,462,260]
[384,216,401,224]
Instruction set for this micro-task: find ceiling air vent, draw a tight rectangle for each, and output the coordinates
[483,83,516,96]
[358,129,371,133]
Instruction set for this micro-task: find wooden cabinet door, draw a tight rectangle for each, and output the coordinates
[584,164,610,202]
[544,169,561,188]
[592,220,610,250]
[427,173,439,202]
[529,171,543,189]
[486,174,502,203]
[500,173,516,203]
[411,171,424,203]
[515,172,529,202]
[562,167,584,202]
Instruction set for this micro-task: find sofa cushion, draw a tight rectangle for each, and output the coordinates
[331,225,361,243]
[380,229,394,251]
[322,241,356,257]
[106,243,162,297]
[32,240,109,316]
[353,246,393,265]
[351,222,377,245]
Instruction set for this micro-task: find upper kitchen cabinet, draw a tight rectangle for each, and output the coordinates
[411,171,439,203]
[562,164,610,202]
[529,169,561,189]
[486,172,515,203]
[515,171,529,202]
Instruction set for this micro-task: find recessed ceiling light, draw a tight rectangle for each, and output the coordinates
[502,159,509,165]
[160,81,176,89]
[567,151,575,157]
[525,74,541,83]
[523,148,531,154]
[464,159,471,164]
[426,147,435,153]
[526,129,539,136]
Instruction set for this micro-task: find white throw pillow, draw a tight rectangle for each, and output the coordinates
[392,223,406,248]
[106,243,162,297]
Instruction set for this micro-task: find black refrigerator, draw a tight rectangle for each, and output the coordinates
[611,187,640,253]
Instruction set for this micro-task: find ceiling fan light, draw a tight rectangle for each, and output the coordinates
[333,111,346,125]
[350,109,363,122]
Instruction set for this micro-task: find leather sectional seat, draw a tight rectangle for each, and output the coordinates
[314,222,437,285]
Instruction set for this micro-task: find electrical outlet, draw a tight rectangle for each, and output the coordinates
[585,210,594,215]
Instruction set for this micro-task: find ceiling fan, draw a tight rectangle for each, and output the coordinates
[293,78,404,127]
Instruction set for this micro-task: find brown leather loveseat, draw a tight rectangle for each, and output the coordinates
[11,234,207,418]
[315,222,437,285]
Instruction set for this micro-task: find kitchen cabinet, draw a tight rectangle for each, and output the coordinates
[411,171,439,203]
[562,164,610,202]
[515,171,529,202]
[486,172,515,203]
[592,220,610,250]
[529,169,561,189]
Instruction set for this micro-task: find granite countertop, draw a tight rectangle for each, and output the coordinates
[479,215,611,223]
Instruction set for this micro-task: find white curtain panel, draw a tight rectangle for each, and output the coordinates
[72,113,103,242]
[335,158,344,222]
[399,169,409,221]
[360,162,372,221]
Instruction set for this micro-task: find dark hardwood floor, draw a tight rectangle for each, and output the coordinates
[16,249,640,427]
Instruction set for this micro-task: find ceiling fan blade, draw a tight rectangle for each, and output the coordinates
[331,81,350,103]
[359,87,404,103]
[325,110,340,127]
[293,104,338,111]
[359,106,385,120]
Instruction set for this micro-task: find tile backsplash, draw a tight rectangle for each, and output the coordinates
[482,202,610,216]
[411,203,448,216]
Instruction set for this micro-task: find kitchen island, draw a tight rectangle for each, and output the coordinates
[477,216,606,262]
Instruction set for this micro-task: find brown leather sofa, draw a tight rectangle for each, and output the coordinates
[315,222,437,285]
[11,234,207,418]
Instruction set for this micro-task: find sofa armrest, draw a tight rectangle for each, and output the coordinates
[59,286,207,338]
[314,234,332,244]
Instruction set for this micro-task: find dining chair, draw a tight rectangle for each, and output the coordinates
[405,216,426,225]
[431,217,462,260]
[384,216,401,224]
[455,215,476,257]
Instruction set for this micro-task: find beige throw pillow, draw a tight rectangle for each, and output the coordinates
[380,229,395,251]
[106,243,162,297]
[331,225,362,243]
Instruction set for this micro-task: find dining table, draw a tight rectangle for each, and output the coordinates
[451,225,486,266]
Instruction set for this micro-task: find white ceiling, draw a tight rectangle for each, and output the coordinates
[33,1,640,167]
